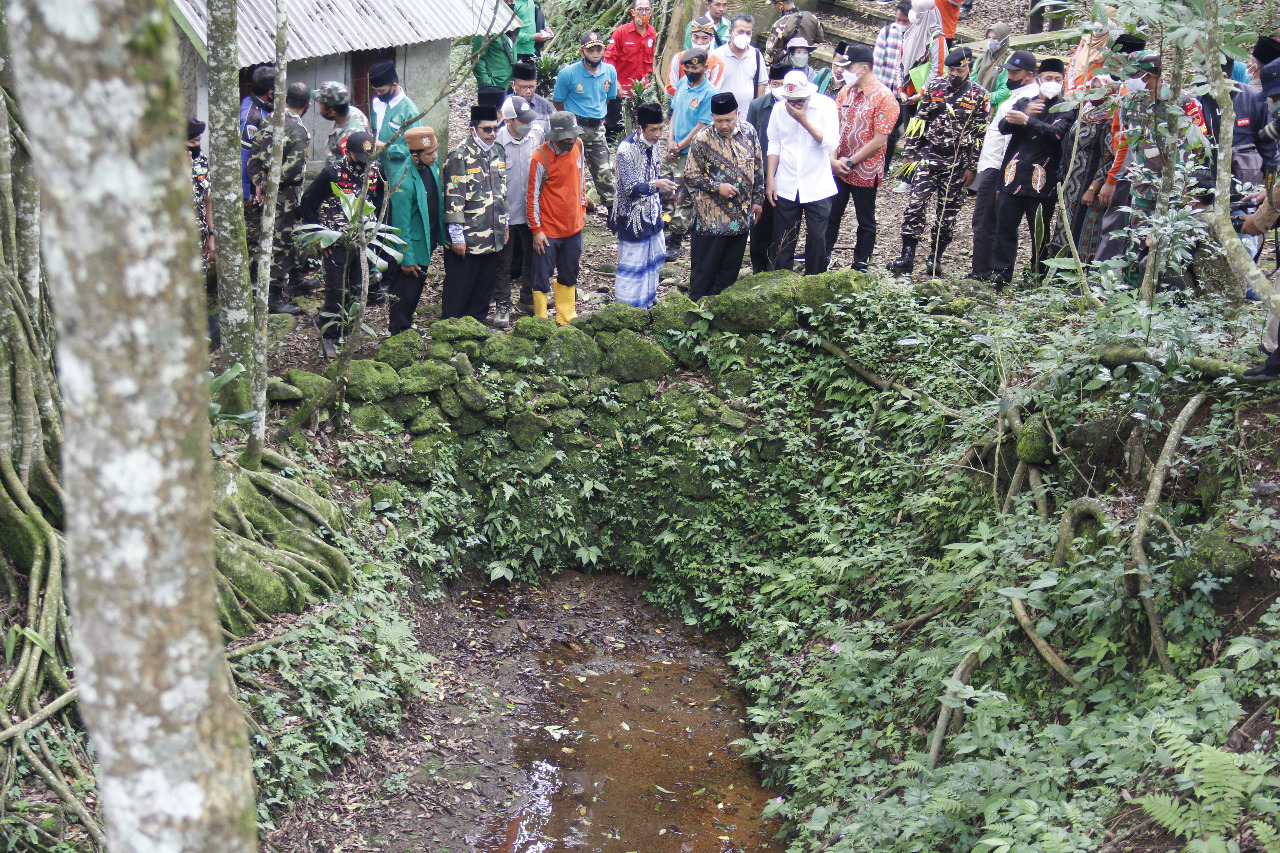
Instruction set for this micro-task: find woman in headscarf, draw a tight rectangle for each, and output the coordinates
[610,102,676,308]
[971,23,1012,108]
[1049,75,1114,263]
[1066,10,1115,92]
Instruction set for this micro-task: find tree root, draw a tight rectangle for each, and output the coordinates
[887,604,946,633]
[1051,497,1116,569]
[0,687,76,744]
[1001,461,1028,515]
[793,332,962,418]
[1010,598,1079,685]
[926,650,980,770]
[1129,392,1206,677]
[1094,345,1242,380]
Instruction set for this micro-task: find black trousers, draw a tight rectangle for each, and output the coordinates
[992,193,1056,281]
[750,199,776,273]
[442,249,501,321]
[605,98,625,144]
[824,182,878,269]
[771,196,832,276]
[319,244,362,341]
[502,223,535,308]
[969,168,1002,278]
[689,232,749,300]
[386,262,430,336]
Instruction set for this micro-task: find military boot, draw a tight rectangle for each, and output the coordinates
[923,241,949,277]
[268,285,302,316]
[887,238,918,274]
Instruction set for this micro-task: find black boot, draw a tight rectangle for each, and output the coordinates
[923,242,948,276]
[1244,348,1280,382]
[665,234,684,263]
[887,238,918,274]
[268,285,302,316]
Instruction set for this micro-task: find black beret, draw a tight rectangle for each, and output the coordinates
[710,92,738,114]
[1254,36,1280,65]
[1037,57,1066,75]
[1112,33,1146,54]
[944,46,973,67]
[768,62,790,81]
[368,60,398,88]
[477,85,507,108]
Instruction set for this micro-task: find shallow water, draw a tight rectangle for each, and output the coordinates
[479,646,785,853]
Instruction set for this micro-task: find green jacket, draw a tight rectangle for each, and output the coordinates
[513,0,537,56]
[390,160,446,268]
[978,67,1012,110]
[473,32,517,89]
[372,94,421,200]
[443,135,508,254]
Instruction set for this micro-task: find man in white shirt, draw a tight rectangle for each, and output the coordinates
[765,70,839,274]
[969,50,1038,281]
[713,14,767,113]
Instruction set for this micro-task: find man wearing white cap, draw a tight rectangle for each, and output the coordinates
[765,69,839,274]
[496,97,545,326]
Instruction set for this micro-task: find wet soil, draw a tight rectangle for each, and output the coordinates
[268,571,783,853]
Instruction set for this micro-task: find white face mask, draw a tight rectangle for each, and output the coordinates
[732,32,751,50]
[1123,77,1146,94]
[771,86,785,100]
[842,70,857,86]
[1038,81,1062,100]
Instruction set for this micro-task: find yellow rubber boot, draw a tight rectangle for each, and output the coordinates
[532,290,549,319]
[553,280,577,326]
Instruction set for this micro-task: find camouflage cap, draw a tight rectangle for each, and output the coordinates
[313,81,350,107]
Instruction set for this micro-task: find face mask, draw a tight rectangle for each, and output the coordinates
[686,70,705,84]
[908,10,918,23]
[986,38,1004,53]
[633,10,650,24]
[187,145,201,158]
[791,53,808,68]
[733,33,751,50]
[584,56,601,68]
[947,74,965,89]
[771,86,785,100]
[842,70,857,86]
[376,89,395,103]
[1039,81,1062,100]
[1123,77,1145,94]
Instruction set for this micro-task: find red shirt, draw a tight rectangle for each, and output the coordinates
[605,21,658,96]
[835,78,900,187]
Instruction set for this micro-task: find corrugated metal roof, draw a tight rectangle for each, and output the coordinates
[172,0,519,67]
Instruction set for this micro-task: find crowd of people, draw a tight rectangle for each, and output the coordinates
[185,0,1280,376]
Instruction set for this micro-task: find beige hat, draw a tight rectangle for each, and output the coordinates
[405,126,437,154]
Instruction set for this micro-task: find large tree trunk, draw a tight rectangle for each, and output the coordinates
[6,0,257,849]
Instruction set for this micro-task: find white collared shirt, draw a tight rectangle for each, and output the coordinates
[766,93,839,203]
[371,89,407,138]
[713,42,767,118]
[976,82,1039,172]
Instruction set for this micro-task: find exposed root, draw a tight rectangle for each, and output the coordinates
[1010,597,1080,685]
[1051,497,1116,569]
[926,650,980,770]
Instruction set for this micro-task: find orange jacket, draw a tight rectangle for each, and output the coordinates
[527,139,587,238]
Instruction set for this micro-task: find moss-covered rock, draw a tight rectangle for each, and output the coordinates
[326,359,399,402]
[703,270,799,333]
[595,331,617,351]
[657,386,701,423]
[1170,524,1248,589]
[450,353,476,378]
[455,339,482,360]
[589,376,619,396]
[717,369,755,398]
[215,533,291,614]
[589,301,650,333]
[532,393,570,412]
[546,408,586,431]
[508,412,552,450]
[541,326,602,376]
[479,334,537,368]
[350,404,403,434]
[617,381,657,403]
[377,331,426,370]
[436,385,464,418]
[286,368,331,400]
[399,360,458,394]
[793,269,872,314]
[429,316,491,341]
[266,376,304,401]
[512,446,558,475]
[408,406,448,434]
[1016,418,1055,466]
[513,316,559,341]
[383,394,427,423]
[369,482,402,511]
[424,340,454,361]
[454,412,487,435]
[400,435,448,482]
[718,407,750,429]
[267,314,299,347]
[603,330,675,382]
[650,292,699,337]
[456,376,491,412]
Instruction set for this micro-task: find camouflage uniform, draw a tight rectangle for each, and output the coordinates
[901,77,989,256]
[314,81,372,166]
[442,132,508,320]
[191,153,211,259]
[247,110,311,294]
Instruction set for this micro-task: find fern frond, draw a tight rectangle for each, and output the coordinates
[1138,792,1195,838]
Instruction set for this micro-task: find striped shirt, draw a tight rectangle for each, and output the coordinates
[872,22,904,89]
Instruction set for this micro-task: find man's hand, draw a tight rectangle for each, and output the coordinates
[1099,181,1116,207]
[1242,214,1263,236]
[532,232,549,254]
[718,182,739,198]
[1246,187,1268,205]
[375,140,387,153]
[1025,99,1046,116]
[451,241,466,256]
[832,157,852,178]
[766,176,777,205]
[785,99,808,124]
[204,235,215,259]
[655,177,677,193]
[1005,110,1028,126]
[666,145,679,161]
[962,169,976,188]
[253,187,265,205]
[750,203,763,221]
[1081,186,1097,207]
[400,264,421,275]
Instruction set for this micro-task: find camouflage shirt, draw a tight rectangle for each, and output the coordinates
[905,76,990,173]
[298,159,385,233]
[325,106,371,165]
[443,134,508,254]
[191,153,210,242]
[248,110,311,191]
